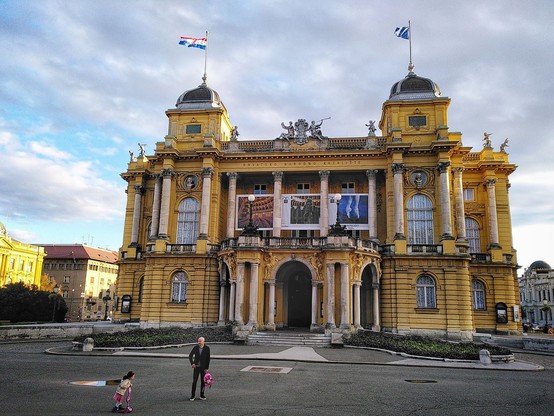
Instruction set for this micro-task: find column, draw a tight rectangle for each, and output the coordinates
[272,172,284,237]
[325,263,335,328]
[485,178,501,248]
[199,167,214,239]
[392,163,405,239]
[267,279,276,326]
[217,266,227,324]
[149,174,161,240]
[158,168,173,239]
[437,162,453,239]
[319,171,330,237]
[130,184,143,246]
[226,172,238,238]
[366,169,378,241]
[340,262,350,328]
[353,281,361,328]
[234,262,245,325]
[452,167,467,241]
[247,262,259,326]
[228,281,236,322]
[311,281,319,326]
[372,282,380,330]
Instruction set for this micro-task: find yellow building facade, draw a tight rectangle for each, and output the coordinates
[114,69,519,340]
[0,222,45,288]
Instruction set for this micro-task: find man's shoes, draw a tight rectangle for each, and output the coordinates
[112,406,119,413]
[189,396,195,401]
[199,395,206,401]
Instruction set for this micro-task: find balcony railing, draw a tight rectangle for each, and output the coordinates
[407,244,443,254]
[166,244,196,254]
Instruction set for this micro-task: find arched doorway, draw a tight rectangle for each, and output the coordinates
[360,263,378,328]
[276,261,312,328]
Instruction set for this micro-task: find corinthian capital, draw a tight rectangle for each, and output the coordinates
[202,167,214,178]
[391,163,405,174]
[437,161,451,173]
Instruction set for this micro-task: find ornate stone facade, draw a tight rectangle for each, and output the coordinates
[114,70,519,340]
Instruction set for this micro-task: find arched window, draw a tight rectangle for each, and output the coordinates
[171,271,188,303]
[416,275,436,308]
[138,276,144,303]
[465,218,481,253]
[472,279,486,310]
[407,194,434,244]
[177,198,199,244]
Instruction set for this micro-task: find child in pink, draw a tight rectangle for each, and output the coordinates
[112,371,135,413]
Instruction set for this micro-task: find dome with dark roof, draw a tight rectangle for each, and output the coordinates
[389,67,441,101]
[175,80,226,111]
[529,260,551,270]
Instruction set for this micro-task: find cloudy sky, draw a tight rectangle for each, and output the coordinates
[1,0,553,271]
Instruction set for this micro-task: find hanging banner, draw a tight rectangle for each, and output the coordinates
[329,194,369,230]
[236,195,274,230]
[282,195,321,230]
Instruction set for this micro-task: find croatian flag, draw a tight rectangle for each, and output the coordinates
[179,36,207,50]
[394,27,409,40]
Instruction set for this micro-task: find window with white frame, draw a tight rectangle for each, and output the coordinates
[465,217,481,253]
[171,271,188,303]
[407,194,434,244]
[341,182,355,194]
[297,183,310,194]
[416,275,436,308]
[463,188,474,201]
[176,197,199,244]
[472,279,486,310]
[254,184,267,195]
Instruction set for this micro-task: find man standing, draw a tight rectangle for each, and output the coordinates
[188,336,211,401]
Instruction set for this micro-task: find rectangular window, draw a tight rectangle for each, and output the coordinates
[186,124,201,134]
[297,183,310,194]
[64,276,70,283]
[409,116,426,127]
[254,184,267,195]
[341,182,355,194]
[463,188,474,201]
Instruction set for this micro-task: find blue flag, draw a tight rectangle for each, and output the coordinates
[394,27,409,40]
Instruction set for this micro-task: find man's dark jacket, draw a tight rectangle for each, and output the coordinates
[189,345,211,370]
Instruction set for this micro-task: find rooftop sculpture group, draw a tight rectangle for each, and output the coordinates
[279,117,330,145]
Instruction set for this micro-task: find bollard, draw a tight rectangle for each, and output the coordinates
[479,349,492,365]
[82,337,94,352]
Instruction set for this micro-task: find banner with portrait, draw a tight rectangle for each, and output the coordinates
[236,195,274,230]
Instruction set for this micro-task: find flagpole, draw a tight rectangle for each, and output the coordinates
[203,30,209,84]
[408,20,413,72]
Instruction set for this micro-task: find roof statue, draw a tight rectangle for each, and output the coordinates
[278,118,329,145]
[500,138,509,152]
[483,132,492,148]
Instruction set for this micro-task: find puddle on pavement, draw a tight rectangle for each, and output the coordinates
[69,379,120,386]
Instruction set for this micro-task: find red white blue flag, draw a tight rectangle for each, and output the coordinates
[179,36,207,50]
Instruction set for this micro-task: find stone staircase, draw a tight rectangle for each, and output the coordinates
[247,331,331,347]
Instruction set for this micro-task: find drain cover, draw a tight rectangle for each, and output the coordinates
[405,379,437,384]
[241,366,292,374]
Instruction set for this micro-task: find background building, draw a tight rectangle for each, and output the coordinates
[114,66,520,340]
[40,244,118,321]
[0,222,45,288]
[519,260,553,328]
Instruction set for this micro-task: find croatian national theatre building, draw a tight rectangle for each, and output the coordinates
[114,65,519,340]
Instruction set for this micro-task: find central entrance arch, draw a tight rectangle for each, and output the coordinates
[276,260,312,328]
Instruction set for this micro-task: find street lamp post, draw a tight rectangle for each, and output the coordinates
[241,194,259,236]
[103,289,111,321]
[50,284,59,323]
[329,193,347,236]
[542,299,551,333]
